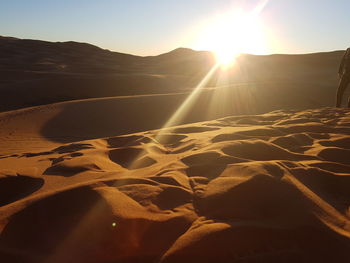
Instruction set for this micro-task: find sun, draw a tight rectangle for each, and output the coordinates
[195,9,267,67]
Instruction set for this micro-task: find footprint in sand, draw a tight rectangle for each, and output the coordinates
[44,156,101,176]
[53,143,94,154]
[173,126,219,134]
[181,151,245,180]
[106,135,151,148]
[317,147,350,165]
[108,147,156,169]
[221,140,316,161]
[153,134,187,146]
[0,172,44,206]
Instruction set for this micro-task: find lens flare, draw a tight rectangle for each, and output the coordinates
[195,3,268,67]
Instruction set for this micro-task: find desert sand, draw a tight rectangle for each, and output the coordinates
[1,36,350,262]
[1,105,350,262]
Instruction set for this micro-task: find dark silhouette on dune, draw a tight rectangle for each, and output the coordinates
[336,48,350,107]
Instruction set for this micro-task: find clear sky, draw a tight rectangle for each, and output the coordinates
[1,0,350,56]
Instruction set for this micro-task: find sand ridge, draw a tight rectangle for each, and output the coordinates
[0,107,350,262]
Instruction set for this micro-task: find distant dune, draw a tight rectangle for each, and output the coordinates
[0,36,214,111]
[0,36,345,113]
[1,107,350,262]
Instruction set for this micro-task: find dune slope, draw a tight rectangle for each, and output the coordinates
[0,107,350,262]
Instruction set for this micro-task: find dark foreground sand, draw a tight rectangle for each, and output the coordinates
[0,107,350,262]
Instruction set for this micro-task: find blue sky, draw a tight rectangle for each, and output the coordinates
[1,0,350,55]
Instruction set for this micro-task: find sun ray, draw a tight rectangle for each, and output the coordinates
[120,63,220,170]
[126,0,272,168]
[157,63,220,132]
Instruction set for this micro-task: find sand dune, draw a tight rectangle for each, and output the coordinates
[1,107,350,262]
[0,36,214,111]
[0,36,345,112]
[1,36,350,262]
[0,77,344,157]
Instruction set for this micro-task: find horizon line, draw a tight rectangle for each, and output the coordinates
[0,34,345,58]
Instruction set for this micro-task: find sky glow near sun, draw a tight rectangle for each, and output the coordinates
[194,0,269,66]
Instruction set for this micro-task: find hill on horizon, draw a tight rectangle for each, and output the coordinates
[0,36,345,113]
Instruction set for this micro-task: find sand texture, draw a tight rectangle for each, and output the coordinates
[0,107,350,262]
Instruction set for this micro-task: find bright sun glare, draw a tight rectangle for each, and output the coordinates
[196,8,267,67]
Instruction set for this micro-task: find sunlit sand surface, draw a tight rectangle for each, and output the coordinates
[1,107,350,262]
